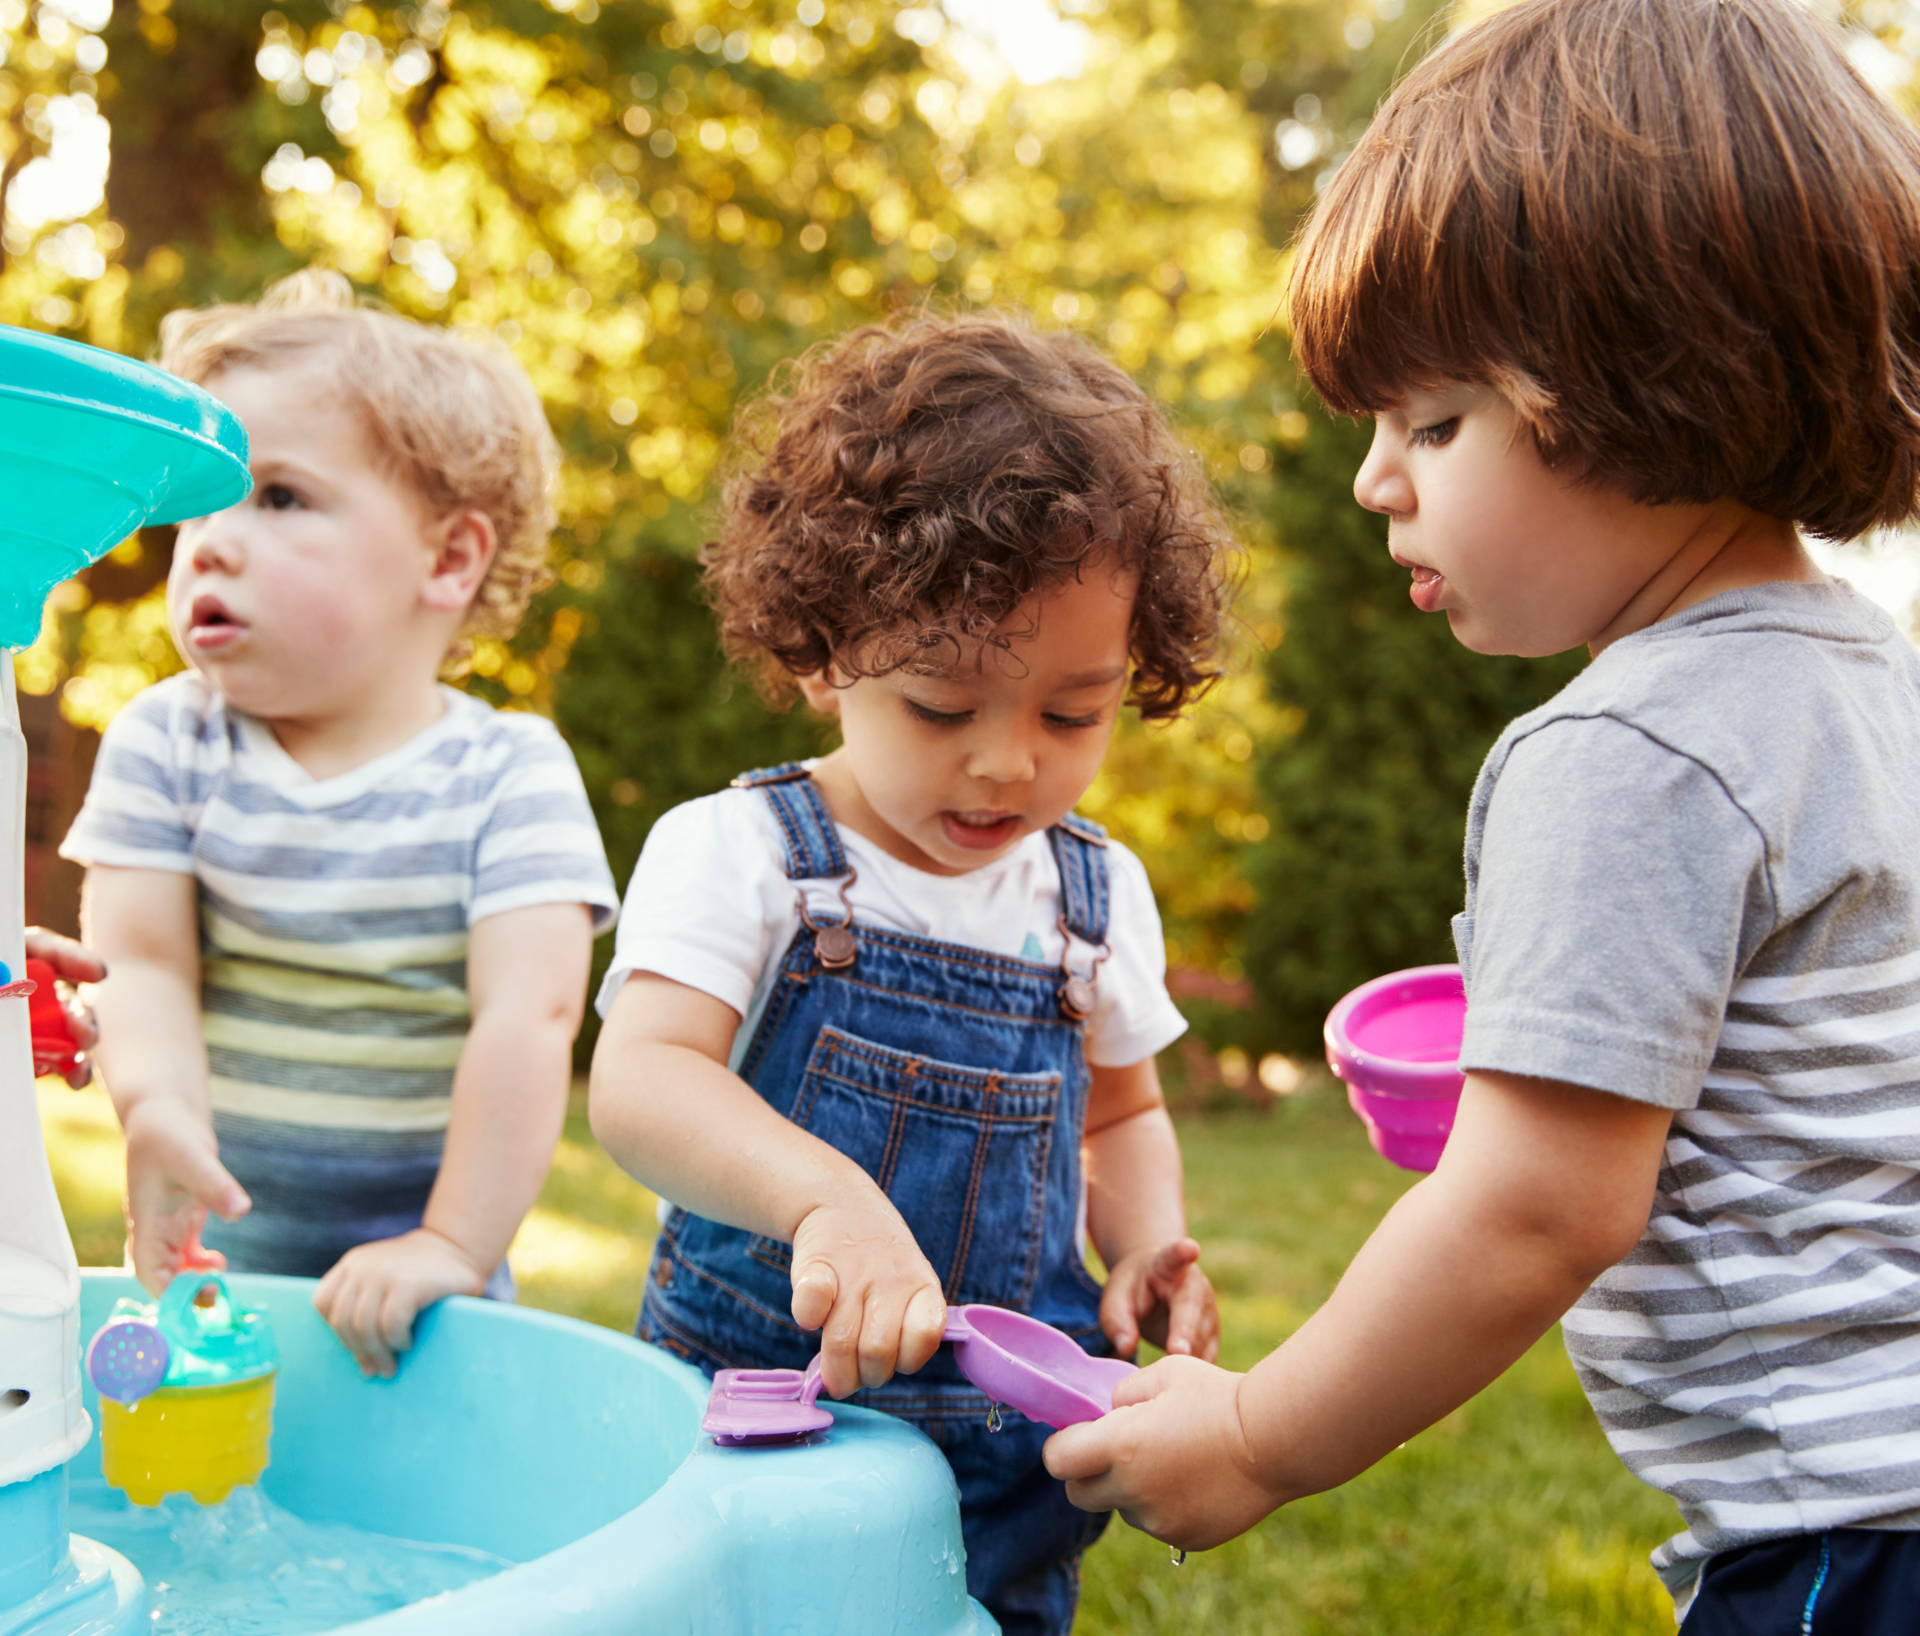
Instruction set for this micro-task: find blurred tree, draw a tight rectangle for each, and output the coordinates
[22,0,1850,1054]
[1,0,1430,1013]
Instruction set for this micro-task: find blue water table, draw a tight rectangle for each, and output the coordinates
[0,327,994,1634]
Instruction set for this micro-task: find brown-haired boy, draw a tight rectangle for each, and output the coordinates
[63,270,617,1375]
[1046,3,1920,1629]
[589,312,1233,1636]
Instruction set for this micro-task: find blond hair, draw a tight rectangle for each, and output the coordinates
[158,268,559,655]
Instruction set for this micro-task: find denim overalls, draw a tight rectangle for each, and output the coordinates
[637,764,1114,1636]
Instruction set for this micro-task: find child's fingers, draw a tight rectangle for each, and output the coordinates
[817,1298,865,1400]
[130,1211,196,1294]
[1110,1354,1177,1410]
[344,1280,397,1377]
[857,1291,905,1388]
[165,1142,251,1223]
[897,1283,947,1376]
[1146,1237,1202,1293]
[377,1288,419,1363]
[1042,1416,1119,1489]
[1098,1268,1144,1358]
[63,992,100,1054]
[23,927,107,985]
[790,1258,838,1333]
[1162,1267,1217,1358]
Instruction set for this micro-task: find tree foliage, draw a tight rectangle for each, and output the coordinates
[14,0,1889,1055]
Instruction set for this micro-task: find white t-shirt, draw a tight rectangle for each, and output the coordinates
[597,781,1187,1070]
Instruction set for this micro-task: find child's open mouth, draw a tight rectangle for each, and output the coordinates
[1406,564,1445,613]
[187,594,248,652]
[941,810,1021,851]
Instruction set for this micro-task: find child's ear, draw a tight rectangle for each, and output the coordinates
[421,509,497,614]
[794,669,842,715]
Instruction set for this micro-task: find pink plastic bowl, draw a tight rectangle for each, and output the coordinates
[1323,964,1466,1173]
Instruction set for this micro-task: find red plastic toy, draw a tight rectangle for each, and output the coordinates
[26,956,83,1080]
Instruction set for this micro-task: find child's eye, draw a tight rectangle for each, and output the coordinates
[1044,712,1103,730]
[906,699,973,726]
[1406,417,1459,449]
[259,483,303,510]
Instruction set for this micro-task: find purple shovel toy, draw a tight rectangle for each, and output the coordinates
[1324,962,1468,1173]
[701,1304,1139,1445]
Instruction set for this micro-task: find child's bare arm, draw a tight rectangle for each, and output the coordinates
[314,902,591,1375]
[1046,1070,1671,1548]
[82,864,251,1290]
[1085,1057,1218,1362]
[588,971,946,1400]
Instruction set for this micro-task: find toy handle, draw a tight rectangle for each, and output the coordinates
[798,1353,825,1409]
[158,1269,235,1338]
[942,1309,974,1345]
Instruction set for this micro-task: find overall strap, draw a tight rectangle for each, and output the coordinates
[1047,812,1111,948]
[731,764,849,881]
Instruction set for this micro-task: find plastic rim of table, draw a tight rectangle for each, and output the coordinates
[0,325,249,646]
[1324,963,1467,1173]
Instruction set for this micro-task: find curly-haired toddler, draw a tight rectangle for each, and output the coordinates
[589,312,1232,1636]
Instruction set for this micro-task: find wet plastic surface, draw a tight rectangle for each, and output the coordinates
[74,1273,997,1635]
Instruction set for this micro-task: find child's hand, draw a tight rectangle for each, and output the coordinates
[313,1227,488,1378]
[25,926,104,1088]
[1100,1236,1219,1362]
[1044,1354,1283,1549]
[789,1194,947,1399]
[121,1096,250,1293]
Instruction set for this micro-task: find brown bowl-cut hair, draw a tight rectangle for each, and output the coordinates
[1290,0,1920,540]
[706,312,1237,719]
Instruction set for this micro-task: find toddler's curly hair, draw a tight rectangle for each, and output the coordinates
[707,312,1237,718]
[158,267,559,657]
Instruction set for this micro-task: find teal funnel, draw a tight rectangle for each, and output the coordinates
[0,326,249,645]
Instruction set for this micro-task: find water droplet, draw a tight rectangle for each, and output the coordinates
[985,1402,1003,1433]
[1171,1548,1187,1568]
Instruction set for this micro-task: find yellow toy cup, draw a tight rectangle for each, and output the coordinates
[86,1272,278,1508]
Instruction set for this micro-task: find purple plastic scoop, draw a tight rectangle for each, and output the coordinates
[703,1354,833,1445]
[86,1316,170,1405]
[698,1304,1138,1446]
[943,1305,1136,1430]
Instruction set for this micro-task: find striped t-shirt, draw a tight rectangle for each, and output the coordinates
[60,674,617,1276]
[1454,580,1920,1605]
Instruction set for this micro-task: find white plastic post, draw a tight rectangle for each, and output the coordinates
[0,659,88,1488]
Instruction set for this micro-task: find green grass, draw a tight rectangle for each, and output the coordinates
[38,1079,1678,1634]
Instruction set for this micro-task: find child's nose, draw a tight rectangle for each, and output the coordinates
[1353,424,1413,516]
[184,517,244,574]
[965,733,1037,786]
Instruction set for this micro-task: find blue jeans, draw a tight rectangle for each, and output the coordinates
[639,763,1117,1636]
[1681,1529,1920,1635]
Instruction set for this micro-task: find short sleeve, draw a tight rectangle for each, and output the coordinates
[593,791,791,1020]
[58,682,197,873]
[469,723,619,932]
[1459,715,1773,1109]
[1084,841,1188,1069]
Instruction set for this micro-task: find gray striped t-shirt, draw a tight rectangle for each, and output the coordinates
[1454,579,1920,1603]
[60,674,617,1276]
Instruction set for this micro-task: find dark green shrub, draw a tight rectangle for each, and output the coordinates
[554,547,832,1061]
[1245,411,1586,1055]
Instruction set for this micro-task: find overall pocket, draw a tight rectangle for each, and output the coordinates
[751,1025,1063,1310]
